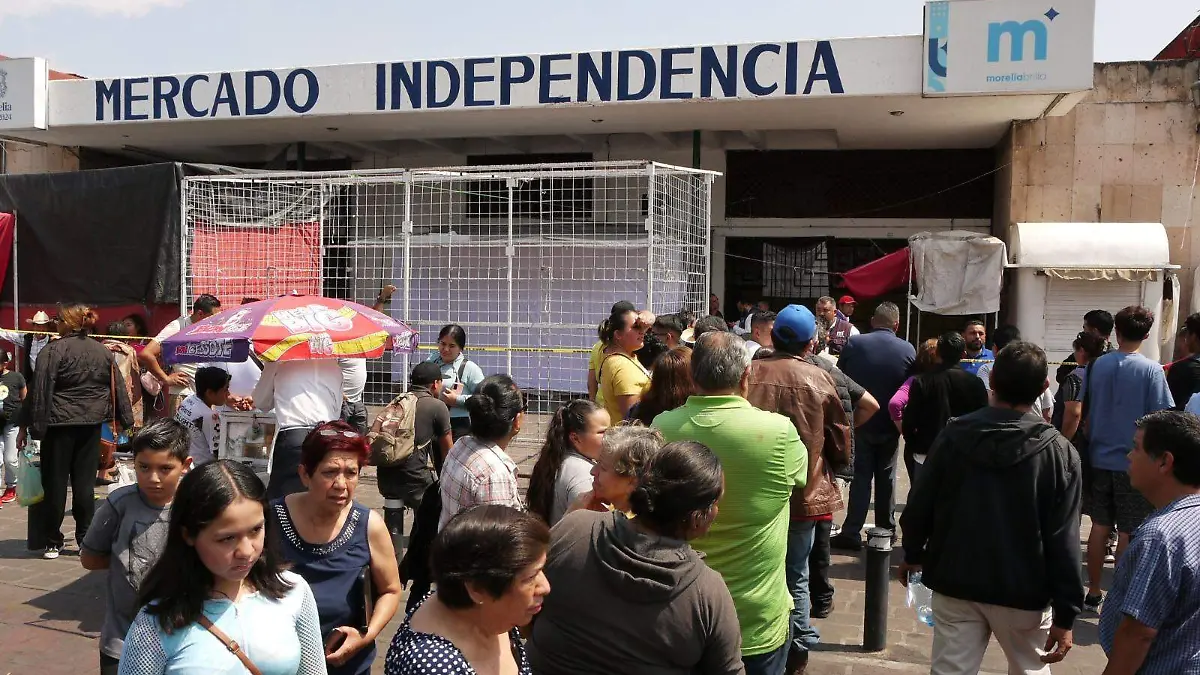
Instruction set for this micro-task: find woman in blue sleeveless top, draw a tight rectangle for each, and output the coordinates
[270,421,403,675]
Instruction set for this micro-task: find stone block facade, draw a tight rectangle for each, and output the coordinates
[2,143,79,174]
[1001,60,1200,311]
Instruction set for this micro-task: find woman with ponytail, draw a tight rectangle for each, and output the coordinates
[588,301,637,403]
[526,400,610,526]
[528,440,742,675]
[17,304,134,559]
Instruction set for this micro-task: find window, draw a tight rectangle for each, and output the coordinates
[465,153,593,220]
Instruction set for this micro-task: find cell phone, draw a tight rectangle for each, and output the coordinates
[325,630,347,654]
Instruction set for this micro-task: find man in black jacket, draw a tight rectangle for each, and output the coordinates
[901,332,989,484]
[900,341,1083,675]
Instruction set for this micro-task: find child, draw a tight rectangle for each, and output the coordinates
[80,418,192,675]
[175,366,231,465]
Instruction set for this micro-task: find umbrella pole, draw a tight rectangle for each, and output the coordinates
[905,248,913,343]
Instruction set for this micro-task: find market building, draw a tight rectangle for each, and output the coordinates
[8,0,1192,366]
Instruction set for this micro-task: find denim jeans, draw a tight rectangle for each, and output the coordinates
[841,432,900,537]
[741,638,790,675]
[786,520,821,655]
[1,424,18,488]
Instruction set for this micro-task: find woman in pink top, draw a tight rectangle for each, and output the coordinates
[889,338,939,484]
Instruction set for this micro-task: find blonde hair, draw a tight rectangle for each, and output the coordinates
[599,423,664,477]
[57,304,98,334]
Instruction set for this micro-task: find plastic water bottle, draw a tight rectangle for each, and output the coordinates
[906,571,935,627]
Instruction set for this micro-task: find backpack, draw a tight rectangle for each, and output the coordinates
[367,393,423,466]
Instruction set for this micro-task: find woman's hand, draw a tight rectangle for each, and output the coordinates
[325,626,369,666]
[441,383,463,407]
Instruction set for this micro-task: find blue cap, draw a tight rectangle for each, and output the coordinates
[772,304,817,350]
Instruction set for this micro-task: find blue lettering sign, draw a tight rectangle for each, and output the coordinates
[539,54,571,104]
[660,47,694,100]
[577,52,612,102]
[96,80,120,121]
[987,20,1048,63]
[211,72,240,117]
[284,69,319,113]
[390,63,422,110]
[700,46,737,98]
[153,76,180,119]
[182,75,209,117]
[123,77,149,121]
[500,56,534,106]
[247,70,281,116]
[784,42,799,95]
[464,58,496,107]
[805,41,844,95]
[427,61,460,109]
[744,44,780,96]
[376,63,387,111]
[617,50,655,101]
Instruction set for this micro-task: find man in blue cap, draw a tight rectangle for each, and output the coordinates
[747,304,851,675]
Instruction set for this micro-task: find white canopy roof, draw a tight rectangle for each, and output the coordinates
[1008,222,1174,270]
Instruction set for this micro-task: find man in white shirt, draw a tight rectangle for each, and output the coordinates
[139,294,222,413]
[0,311,56,383]
[254,359,344,499]
[337,284,397,434]
[175,367,231,465]
[744,311,777,357]
[976,325,1055,421]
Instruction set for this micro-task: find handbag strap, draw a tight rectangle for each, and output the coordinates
[197,615,264,675]
[108,363,118,438]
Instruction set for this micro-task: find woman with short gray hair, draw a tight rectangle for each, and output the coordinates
[567,423,663,516]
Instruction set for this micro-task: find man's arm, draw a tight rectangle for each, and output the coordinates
[901,379,925,443]
[854,390,880,428]
[824,391,852,468]
[371,284,397,312]
[138,340,188,388]
[1044,439,1084,631]
[1101,617,1158,675]
[898,430,950,566]
[1148,369,1176,413]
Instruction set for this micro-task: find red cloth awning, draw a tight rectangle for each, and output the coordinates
[0,214,14,292]
[838,247,910,300]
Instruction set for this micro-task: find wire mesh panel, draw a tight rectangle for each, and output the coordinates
[181,161,715,411]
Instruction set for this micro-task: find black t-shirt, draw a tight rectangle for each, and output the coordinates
[0,371,25,423]
[377,391,451,503]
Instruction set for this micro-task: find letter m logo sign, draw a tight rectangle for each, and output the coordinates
[987,19,1049,63]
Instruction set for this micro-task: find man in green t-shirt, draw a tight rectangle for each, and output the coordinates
[653,331,808,675]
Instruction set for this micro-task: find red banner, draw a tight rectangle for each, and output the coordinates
[839,247,910,300]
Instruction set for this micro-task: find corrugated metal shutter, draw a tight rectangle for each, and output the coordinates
[1043,278,1142,360]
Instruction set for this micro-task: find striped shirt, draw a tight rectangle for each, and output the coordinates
[1100,494,1200,674]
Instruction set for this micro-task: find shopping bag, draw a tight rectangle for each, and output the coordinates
[17,448,43,507]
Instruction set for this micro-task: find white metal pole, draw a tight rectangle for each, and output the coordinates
[703,175,714,316]
[180,180,189,316]
[506,177,516,376]
[402,173,414,389]
[645,163,657,312]
[317,185,326,297]
[905,248,912,343]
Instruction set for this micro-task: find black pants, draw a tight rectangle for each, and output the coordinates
[100,653,119,675]
[808,519,834,609]
[36,425,102,549]
[450,416,471,442]
[842,432,900,536]
[267,427,314,501]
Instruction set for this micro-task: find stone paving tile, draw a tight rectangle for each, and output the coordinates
[0,434,1112,675]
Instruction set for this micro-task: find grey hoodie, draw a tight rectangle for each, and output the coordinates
[528,510,744,675]
[900,406,1084,629]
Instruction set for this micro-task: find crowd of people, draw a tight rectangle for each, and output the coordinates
[0,290,1195,675]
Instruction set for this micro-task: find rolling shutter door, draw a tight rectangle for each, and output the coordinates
[1043,279,1142,361]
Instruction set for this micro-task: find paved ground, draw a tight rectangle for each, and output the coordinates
[0,432,1112,675]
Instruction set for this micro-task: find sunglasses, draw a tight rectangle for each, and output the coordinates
[318,429,359,439]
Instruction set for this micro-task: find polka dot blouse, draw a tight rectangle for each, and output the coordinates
[384,596,531,675]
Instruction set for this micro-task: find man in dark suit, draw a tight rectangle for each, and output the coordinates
[830,302,916,550]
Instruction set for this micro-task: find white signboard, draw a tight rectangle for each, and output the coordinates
[46,36,920,127]
[0,58,49,130]
[924,0,1095,96]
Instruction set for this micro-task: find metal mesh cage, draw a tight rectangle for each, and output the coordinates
[181,161,715,410]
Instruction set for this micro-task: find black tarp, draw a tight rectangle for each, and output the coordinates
[0,162,241,306]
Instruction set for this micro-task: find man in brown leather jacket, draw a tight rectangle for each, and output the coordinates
[747,304,852,675]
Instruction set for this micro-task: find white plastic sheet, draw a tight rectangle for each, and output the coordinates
[908,231,1006,315]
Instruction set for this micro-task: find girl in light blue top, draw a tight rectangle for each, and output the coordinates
[119,460,327,675]
[426,325,485,443]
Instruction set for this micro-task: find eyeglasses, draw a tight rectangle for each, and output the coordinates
[318,429,359,439]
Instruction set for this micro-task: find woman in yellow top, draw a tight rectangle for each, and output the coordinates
[597,308,652,422]
[587,301,636,404]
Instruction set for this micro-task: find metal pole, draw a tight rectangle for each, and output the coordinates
[692,130,702,169]
[905,249,912,343]
[180,181,189,315]
[402,174,413,391]
[645,164,657,312]
[10,210,17,331]
[506,177,516,375]
[863,527,893,652]
[703,175,714,315]
[317,185,326,296]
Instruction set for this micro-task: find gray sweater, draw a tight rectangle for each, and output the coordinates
[528,510,744,675]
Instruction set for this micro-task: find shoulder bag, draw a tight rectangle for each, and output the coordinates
[99,364,119,472]
[198,615,264,675]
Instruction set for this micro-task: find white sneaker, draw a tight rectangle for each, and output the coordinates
[43,546,60,560]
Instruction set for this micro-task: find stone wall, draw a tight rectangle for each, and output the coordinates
[1004,60,1200,310]
[2,143,80,174]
